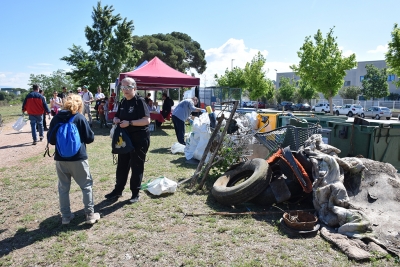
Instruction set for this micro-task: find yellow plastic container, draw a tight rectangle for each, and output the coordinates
[206,106,213,114]
[257,113,277,132]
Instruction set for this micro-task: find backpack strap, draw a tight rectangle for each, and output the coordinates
[43,115,77,157]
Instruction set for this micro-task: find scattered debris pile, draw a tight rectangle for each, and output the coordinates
[210,132,400,260]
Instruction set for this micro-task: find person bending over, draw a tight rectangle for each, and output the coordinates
[171,97,204,145]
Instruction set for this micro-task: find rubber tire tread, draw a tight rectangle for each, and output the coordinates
[212,158,270,205]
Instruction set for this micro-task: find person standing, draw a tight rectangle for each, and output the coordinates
[50,91,62,116]
[171,97,204,145]
[81,85,94,127]
[76,87,83,96]
[47,94,100,225]
[22,84,50,145]
[105,77,150,203]
[97,100,108,128]
[58,86,68,106]
[39,89,49,131]
[95,86,105,121]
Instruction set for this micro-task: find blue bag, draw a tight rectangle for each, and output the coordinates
[55,115,81,158]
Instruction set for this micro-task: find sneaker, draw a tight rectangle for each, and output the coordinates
[129,195,140,203]
[39,136,43,142]
[85,212,100,224]
[104,191,122,200]
[32,141,37,145]
[62,213,75,225]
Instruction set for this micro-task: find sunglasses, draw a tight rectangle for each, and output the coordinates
[120,85,134,90]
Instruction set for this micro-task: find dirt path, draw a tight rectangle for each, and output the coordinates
[0,123,50,168]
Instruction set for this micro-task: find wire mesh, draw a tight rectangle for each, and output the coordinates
[254,124,320,153]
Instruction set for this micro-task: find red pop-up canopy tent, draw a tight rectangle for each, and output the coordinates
[119,56,199,89]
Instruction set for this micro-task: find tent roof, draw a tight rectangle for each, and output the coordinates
[119,56,199,89]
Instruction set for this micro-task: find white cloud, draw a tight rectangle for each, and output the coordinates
[0,72,31,89]
[338,46,355,58]
[367,44,388,54]
[192,38,295,87]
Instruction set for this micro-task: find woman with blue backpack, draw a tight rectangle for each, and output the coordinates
[47,94,100,225]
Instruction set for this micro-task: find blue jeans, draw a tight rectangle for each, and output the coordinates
[29,114,43,141]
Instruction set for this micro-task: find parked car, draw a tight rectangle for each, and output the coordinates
[243,101,257,108]
[312,103,337,113]
[335,104,364,117]
[364,106,392,120]
[257,102,266,109]
[277,101,294,111]
[293,103,311,111]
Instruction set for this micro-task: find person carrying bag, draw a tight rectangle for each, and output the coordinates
[104,78,151,204]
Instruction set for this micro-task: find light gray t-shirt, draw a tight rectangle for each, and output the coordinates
[172,99,198,122]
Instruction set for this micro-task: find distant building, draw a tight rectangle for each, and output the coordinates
[275,60,399,100]
[0,88,25,96]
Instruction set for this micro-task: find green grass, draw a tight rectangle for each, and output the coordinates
[0,104,398,266]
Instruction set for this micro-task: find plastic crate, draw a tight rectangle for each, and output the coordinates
[254,124,320,152]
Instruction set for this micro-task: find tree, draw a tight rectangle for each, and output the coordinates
[291,27,357,114]
[61,1,142,91]
[277,77,296,101]
[338,85,362,100]
[297,79,318,103]
[361,64,389,100]
[385,23,400,87]
[387,92,400,100]
[243,52,275,101]
[132,32,207,74]
[214,67,246,100]
[28,70,75,100]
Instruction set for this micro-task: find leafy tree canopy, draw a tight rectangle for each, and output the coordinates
[361,64,389,100]
[338,85,362,100]
[291,27,357,113]
[214,67,246,88]
[132,32,207,74]
[28,70,76,100]
[61,1,142,92]
[385,23,400,87]
[297,79,318,103]
[243,52,275,101]
[278,77,296,101]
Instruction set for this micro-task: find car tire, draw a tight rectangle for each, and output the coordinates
[360,113,365,118]
[386,117,391,120]
[348,111,353,117]
[211,158,271,205]
[375,114,380,120]
[335,110,339,116]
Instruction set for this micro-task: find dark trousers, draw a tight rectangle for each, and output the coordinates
[114,131,150,197]
[43,112,47,129]
[99,114,107,128]
[172,115,185,145]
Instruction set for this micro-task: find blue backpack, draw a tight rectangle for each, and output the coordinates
[46,115,81,158]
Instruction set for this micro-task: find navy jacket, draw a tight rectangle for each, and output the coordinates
[47,110,94,161]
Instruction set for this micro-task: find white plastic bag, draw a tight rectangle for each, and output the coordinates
[171,142,185,154]
[246,111,259,130]
[109,124,117,139]
[12,116,27,132]
[184,132,198,160]
[142,177,177,196]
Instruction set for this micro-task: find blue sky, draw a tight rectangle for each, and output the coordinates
[0,0,396,89]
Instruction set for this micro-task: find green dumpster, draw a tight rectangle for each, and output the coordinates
[327,121,376,158]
